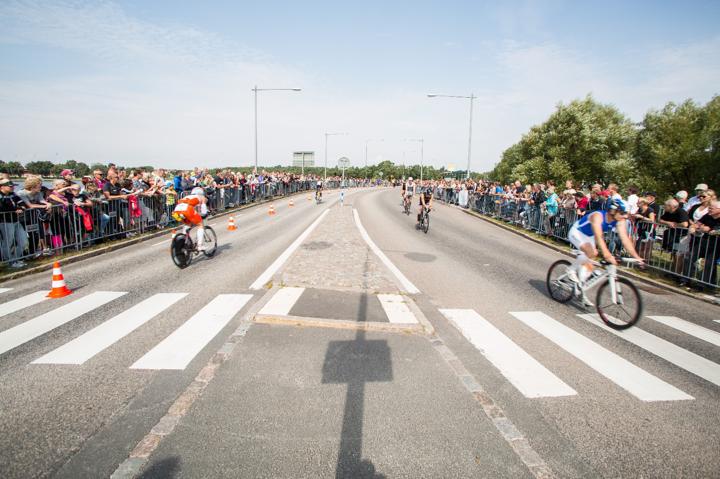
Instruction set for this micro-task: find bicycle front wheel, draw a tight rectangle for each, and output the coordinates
[171,233,192,269]
[423,213,430,233]
[546,259,574,303]
[203,226,217,257]
[596,277,642,329]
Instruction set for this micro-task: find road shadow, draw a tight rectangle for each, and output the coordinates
[137,455,181,479]
[322,251,391,479]
[528,279,549,297]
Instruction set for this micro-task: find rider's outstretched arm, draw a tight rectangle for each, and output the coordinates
[616,219,644,263]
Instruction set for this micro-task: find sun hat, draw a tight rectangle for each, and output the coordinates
[694,183,708,191]
[60,169,74,177]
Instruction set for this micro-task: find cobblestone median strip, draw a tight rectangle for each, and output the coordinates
[429,336,556,479]
[254,313,424,334]
[109,288,273,479]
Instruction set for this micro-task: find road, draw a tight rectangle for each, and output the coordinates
[1,187,718,478]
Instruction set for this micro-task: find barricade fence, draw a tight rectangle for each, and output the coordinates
[433,188,719,289]
[1,180,371,266]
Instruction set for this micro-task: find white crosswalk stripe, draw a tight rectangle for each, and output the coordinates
[647,316,720,348]
[579,314,720,387]
[0,292,126,356]
[259,287,304,316]
[441,309,576,398]
[131,294,252,370]
[33,293,187,365]
[0,288,12,295]
[0,291,49,320]
[379,295,419,324]
[510,311,693,401]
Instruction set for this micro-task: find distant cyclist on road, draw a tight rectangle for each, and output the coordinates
[172,187,209,251]
[417,185,433,224]
[315,179,323,202]
[566,198,644,302]
[403,177,416,211]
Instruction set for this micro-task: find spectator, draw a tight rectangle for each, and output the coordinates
[60,169,75,187]
[93,169,106,189]
[688,200,720,287]
[0,179,28,267]
[17,176,52,257]
[575,191,589,217]
[543,185,559,236]
[633,198,656,260]
[659,199,690,273]
[626,186,640,214]
[675,190,688,210]
[46,180,74,251]
[588,188,605,211]
[685,183,709,211]
[84,182,109,241]
[688,189,715,226]
[644,191,659,216]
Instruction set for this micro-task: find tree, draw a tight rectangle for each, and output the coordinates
[25,161,55,175]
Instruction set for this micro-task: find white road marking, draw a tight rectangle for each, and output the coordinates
[249,210,329,290]
[259,287,304,316]
[511,312,692,401]
[378,294,418,324]
[442,309,576,398]
[647,315,720,348]
[0,288,12,294]
[352,208,420,294]
[716,320,720,324]
[131,294,252,370]
[33,293,187,365]
[579,314,720,387]
[0,291,49,319]
[0,292,126,356]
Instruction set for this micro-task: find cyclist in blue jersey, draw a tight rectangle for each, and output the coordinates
[566,198,644,300]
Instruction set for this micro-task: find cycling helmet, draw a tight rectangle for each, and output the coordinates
[606,198,627,213]
[190,187,205,196]
[408,177,413,181]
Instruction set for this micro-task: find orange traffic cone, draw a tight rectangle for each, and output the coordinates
[268,204,276,216]
[289,199,294,207]
[227,216,238,231]
[47,262,73,298]
[171,228,178,239]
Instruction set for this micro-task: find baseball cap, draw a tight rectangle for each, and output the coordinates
[0,179,15,186]
[644,191,657,197]
[60,169,74,176]
[675,190,688,199]
[695,183,708,191]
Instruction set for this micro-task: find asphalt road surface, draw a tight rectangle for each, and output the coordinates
[1,187,718,479]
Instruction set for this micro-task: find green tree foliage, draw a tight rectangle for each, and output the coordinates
[492,95,636,187]
[24,161,54,175]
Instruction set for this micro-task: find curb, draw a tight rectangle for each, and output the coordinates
[254,313,424,334]
[456,206,720,308]
[0,188,327,284]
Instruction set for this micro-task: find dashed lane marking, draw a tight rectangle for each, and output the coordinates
[441,309,576,398]
[0,292,127,356]
[33,293,187,365]
[0,290,48,319]
[0,288,12,294]
[579,313,720,387]
[131,294,252,370]
[511,312,692,401]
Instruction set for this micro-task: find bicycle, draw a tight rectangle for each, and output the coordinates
[417,206,430,234]
[315,190,322,204]
[546,255,643,329]
[171,223,218,269]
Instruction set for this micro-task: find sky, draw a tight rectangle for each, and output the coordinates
[1,0,719,172]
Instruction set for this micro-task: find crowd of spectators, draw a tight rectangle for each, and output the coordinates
[0,165,358,269]
[419,177,719,290]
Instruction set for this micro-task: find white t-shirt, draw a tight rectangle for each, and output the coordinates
[626,194,639,214]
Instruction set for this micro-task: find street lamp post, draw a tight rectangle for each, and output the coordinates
[405,138,424,182]
[324,132,348,182]
[427,93,475,179]
[252,86,301,173]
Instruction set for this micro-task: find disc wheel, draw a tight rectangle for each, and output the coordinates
[596,277,642,329]
[546,259,575,303]
[202,226,217,257]
[171,234,192,269]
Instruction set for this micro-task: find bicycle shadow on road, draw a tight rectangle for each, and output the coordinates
[528,279,593,312]
[137,455,181,479]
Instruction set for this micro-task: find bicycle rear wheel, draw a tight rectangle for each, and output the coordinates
[171,233,192,269]
[202,226,217,257]
[546,259,575,303]
[596,277,642,329]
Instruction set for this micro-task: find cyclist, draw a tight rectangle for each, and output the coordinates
[403,177,416,210]
[315,179,323,202]
[567,198,644,303]
[172,187,209,251]
[417,184,433,224]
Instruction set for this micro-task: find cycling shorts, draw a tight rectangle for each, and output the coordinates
[568,225,594,250]
[173,202,202,226]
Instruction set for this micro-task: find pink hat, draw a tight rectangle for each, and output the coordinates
[60,169,74,177]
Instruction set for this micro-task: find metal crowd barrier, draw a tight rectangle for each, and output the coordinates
[433,192,719,290]
[1,180,369,267]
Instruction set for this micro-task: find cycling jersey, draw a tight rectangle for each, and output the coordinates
[574,210,617,236]
[173,194,204,225]
[405,182,416,196]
